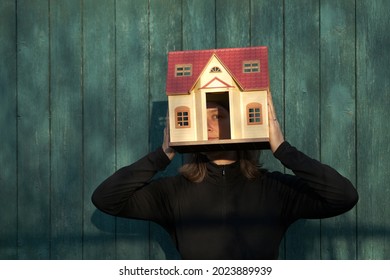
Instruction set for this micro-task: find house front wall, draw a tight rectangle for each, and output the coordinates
[168,94,197,142]
[240,90,269,139]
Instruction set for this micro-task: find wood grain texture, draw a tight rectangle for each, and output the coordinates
[17,0,50,259]
[284,0,321,260]
[216,0,250,48]
[115,0,151,260]
[356,0,390,260]
[183,0,216,50]
[320,0,357,260]
[0,0,17,260]
[50,0,83,260]
[82,0,116,259]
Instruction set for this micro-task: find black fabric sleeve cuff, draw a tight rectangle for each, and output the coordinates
[273,141,291,159]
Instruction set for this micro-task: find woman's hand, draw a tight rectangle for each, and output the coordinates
[162,114,176,160]
[268,91,285,153]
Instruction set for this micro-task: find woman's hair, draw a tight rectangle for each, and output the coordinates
[179,150,263,183]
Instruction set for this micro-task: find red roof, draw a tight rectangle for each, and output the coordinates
[166,46,269,95]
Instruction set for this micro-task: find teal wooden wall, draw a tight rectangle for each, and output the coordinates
[1,0,389,260]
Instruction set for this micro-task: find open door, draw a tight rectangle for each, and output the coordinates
[206,92,231,139]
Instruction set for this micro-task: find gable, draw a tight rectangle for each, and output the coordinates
[197,54,235,90]
[166,46,269,95]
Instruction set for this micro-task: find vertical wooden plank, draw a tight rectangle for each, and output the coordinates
[320,0,357,259]
[115,0,151,259]
[182,0,216,50]
[149,0,182,259]
[83,0,116,259]
[0,0,17,259]
[50,0,83,259]
[216,0,251,48]
[284,0,321,259]
[357,0,390,259]
[17,0,50,259]
[250,0,286,258]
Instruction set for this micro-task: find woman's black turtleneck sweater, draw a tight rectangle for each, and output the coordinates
[92,141,358,259]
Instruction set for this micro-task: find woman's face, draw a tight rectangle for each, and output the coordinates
[206,102,231,140]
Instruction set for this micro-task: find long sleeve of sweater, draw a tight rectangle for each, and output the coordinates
[272,141,359,220]
[91,147,174,225]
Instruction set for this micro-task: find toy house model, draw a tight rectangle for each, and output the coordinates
[166,46,270,152]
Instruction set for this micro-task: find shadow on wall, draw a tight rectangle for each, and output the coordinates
[149,101,168,151]
[150,101,183,178]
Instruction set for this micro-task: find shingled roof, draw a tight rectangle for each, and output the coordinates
[166,46,269,95]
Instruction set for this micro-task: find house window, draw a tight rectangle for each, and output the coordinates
[210,66,222,73]
[243,60,260,73]
[175,64,192,77]
[175,106,191,128]
[247,103,263,125]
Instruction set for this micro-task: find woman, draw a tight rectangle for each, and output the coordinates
[91,93,358,259]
